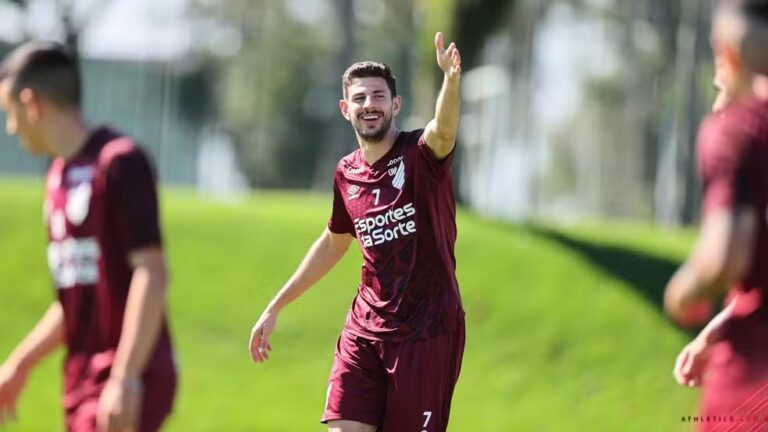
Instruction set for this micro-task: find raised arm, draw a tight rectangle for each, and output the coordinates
[249,228,354,363]
[424,32,462,160]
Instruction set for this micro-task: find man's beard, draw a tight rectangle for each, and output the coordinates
[353,111,393,143]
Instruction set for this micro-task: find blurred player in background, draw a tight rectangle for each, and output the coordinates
[0,41,176,432]
[664,0,768,428]
[249,32,464,432]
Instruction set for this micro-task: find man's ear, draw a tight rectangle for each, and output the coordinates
[19,88,42,123]
[720,44,742,76]
[339,99,351,121]
[392,95,402,116]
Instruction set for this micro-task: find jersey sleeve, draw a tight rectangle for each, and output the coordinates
[698,113,756,215]
[106,146,163,251]
[328,171,356,236]
[417,130,455,180]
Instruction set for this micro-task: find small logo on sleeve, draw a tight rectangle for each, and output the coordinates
[347,184,361,200]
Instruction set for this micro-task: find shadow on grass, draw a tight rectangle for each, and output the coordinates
[527,225,685,316]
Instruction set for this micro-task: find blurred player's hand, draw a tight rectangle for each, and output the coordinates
[435,32,461,81]
[249,310,277,363]
[674,337,711,387]
[0,363,28,426]
[96,376,143,432]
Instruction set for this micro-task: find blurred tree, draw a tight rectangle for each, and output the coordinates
[0,0,113,51]
[195,0,449,188]
[443,0,717,222]
[575,0,710,224]
[193,0,337,188]
[540,0,713,223]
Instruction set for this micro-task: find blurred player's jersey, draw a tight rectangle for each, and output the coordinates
[328,129,464,342]
[697,98,768,421]
[44,127,175,411]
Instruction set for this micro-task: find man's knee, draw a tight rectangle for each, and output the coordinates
[327,419,377,432]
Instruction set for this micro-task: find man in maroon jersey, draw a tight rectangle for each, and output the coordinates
[0,42,176,432]
[664,1,768,429]
[249,32,464,432]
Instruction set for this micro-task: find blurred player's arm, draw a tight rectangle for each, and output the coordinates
[673,296,738,387]
[0,302,64,424]
[664,207,755,326]
[249,228,353,363]
[110,247,168,381]
[697,293,738,344]
[98,149,166,432]
[424,32,461,160]
[99,247,168,432]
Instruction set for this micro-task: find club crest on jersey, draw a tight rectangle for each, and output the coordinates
[66,182,92,226]
[347,184,361,200]
[390,161,405,190]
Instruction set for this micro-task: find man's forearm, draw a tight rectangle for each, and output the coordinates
[110,264,167,380]
[6,302,64,372]
[268,230,349,313]
[433,75,461,141]
[698,296,738,344]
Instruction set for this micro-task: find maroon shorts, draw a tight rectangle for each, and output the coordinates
[64,352,177,432]
[65,376,176,432]
[321,324,465,431]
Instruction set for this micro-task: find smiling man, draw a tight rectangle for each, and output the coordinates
[249,32,465,432]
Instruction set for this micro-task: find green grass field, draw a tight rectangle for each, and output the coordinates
[0,179,701,431]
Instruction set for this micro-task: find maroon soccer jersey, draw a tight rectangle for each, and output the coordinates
[698,99,768,318]
[44,127,175,415]
[697,98,768,421]
[328,129,464,341]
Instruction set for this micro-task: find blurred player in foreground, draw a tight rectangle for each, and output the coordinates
[0,41,176,432]
[665,1,768,428]
[249,32,465,432]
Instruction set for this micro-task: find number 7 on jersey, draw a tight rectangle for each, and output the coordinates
[422,410,432,430]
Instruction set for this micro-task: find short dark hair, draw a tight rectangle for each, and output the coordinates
[342,61,397,99]
[715,0,768,22]
[0,40,81,107]
[714,0,768,74]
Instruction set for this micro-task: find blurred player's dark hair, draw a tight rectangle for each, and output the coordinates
[714,0,768,74]
[342,61,397,99]
[0,40,81,107]
[714,0,768,22]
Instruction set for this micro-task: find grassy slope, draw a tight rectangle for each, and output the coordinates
[0,179,699,431]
